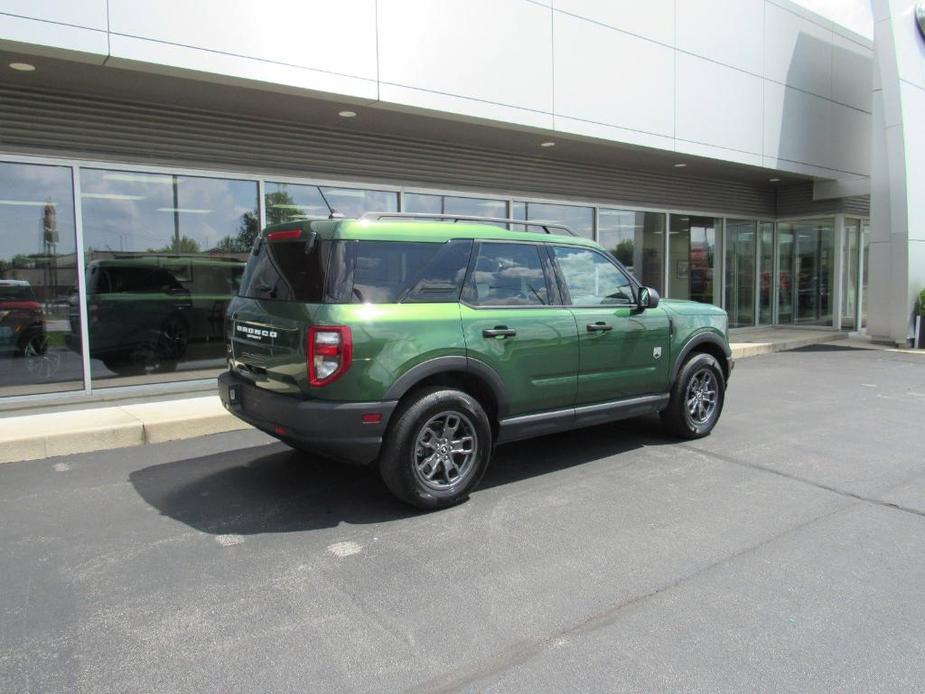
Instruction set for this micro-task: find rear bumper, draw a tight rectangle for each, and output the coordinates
[218,371,397,465]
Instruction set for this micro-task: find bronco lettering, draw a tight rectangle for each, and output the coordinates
[236,324,278,340]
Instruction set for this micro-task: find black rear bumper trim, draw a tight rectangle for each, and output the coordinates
[218,371,397,465]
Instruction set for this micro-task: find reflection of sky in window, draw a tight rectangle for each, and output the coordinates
[405,194,506,224]
[80,170,257,253]
[513,201,593,237]
[0,162,76,259]
[266,182,397,222]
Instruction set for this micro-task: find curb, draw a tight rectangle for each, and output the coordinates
[729,331,847,359]
[0,331,848,464]
[0,396,249,464]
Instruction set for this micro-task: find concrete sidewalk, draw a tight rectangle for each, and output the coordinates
[0,328,894,464]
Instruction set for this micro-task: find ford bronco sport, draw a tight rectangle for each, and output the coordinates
[219,213,732,509]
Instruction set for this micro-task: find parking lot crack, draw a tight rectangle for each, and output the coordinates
[682,444,925,520]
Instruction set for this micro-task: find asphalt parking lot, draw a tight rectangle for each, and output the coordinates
[1,346,924,693]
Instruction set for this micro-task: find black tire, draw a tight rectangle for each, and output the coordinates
[379,387,492,509]
[661,352,726,439]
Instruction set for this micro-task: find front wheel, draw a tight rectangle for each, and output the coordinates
[661,352,725,438]
[379,387,492,509]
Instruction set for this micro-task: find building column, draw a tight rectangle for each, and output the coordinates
[868,0,925,345]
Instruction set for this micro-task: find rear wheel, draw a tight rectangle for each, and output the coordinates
[379,387,492,509]
[661,352,725,438]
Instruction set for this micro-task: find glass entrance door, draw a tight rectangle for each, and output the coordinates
[758,222,774,324]
[777,219,835,326]
[777,225,795,324]
[669,215,719,305]
[724,220,756,327]
[842,219,861,330]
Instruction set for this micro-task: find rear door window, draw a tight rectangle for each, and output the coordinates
[462,242,550,306]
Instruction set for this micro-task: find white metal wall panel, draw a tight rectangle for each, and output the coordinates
[553,12,674,138]
[0,0,107,30]
[551,0,675,45]
[676,0,764,75]
[108,0,378,82]
[377,0,553,115]
[675,53,764,156]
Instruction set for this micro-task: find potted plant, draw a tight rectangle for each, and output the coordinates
[918,289,925,348]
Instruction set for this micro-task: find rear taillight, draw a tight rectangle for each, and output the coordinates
[266,228,302,241]
[307,326,352,387]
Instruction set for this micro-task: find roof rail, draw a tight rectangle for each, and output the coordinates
[357,211,576,236]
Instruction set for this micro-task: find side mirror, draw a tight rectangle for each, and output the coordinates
[638,286,660,310]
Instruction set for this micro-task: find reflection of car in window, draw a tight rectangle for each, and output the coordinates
[0,279,60,379]
[0,279,45,356]
[71,255,245,375]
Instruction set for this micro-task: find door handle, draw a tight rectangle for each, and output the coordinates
[483,326,517,338]
[586,322,613,333]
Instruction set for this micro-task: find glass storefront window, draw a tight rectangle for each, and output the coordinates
[598,209,665,293]
[669,215,719,305]
[758,222,774,324]
[404,193,507,222]
[265,182,398,224]
[404,192,442,214]
[0,162,82,397]
[724,219,757,327]
[80,169,258,387]
[512,201,594,238]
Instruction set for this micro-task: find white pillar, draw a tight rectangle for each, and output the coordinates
[868,0,925,346]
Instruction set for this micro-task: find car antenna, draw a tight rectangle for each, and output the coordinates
[316,187,344,219]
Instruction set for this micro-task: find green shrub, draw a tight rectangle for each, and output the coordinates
[920,288,925,316]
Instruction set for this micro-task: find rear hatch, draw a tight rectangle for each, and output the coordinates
[228,224,331,395]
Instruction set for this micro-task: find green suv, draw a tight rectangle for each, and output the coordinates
[219,213,732,508]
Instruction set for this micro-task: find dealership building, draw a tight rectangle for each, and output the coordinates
[0,0,921,406]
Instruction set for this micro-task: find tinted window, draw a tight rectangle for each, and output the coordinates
[403,240,472,303]
[464,243,549,306]
[553,246,635,305]
[325,240,471,304]
[239,238,329,302]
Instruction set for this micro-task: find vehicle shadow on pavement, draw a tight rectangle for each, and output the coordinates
[129,415,676,535]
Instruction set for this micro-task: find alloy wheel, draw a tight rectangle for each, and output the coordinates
[686,368,718,425]
[412,410,478,491]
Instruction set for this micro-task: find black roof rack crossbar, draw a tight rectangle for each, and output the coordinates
[357,212,576,236]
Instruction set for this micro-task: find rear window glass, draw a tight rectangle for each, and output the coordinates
[239,238,330,302]
[330,240,471,304]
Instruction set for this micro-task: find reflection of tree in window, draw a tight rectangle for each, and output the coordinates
[554,247,633,305]
[470,244,547,306]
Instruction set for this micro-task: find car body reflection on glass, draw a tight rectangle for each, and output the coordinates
[0,279,57,378]
[69,254,245,376]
